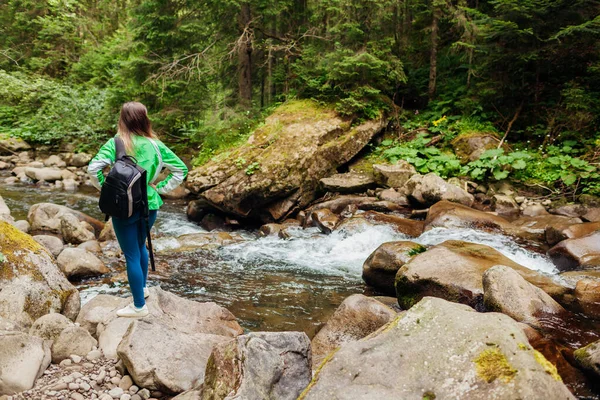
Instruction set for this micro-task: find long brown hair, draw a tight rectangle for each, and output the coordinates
[117,102,156,154]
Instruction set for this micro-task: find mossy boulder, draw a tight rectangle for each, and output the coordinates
[0,221,80,329]
[395,240,568,310]
[186,100,385,222]
[299,297,574,400]
[574,340,600,378]
[451,132,500,163]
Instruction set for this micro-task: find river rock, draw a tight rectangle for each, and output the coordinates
[405,173,474,207]
[307,196,379,215]
[377,188,409,206]
[512,215,582,242]
[78,239,103,254]
[172,232,243,253]
[300,297,574,400]
[186,101,385,222]
[24,167,64,182]
[13,219,30,233]
[362,241,424,295]
[97,287,242,359]
[44,155,66,168]
[548,231,600,271]
[483,265,566,328]
[574,340,600,378]
[201,331,311,400]
[320,172,375,193]
[99,219,116,242]
[28,203,104,236]
[161,185,189,199]
[372,162,416,188]
[582,208,600,222]
[574,279,600,319]
[550,203,587,218]
[0,221,80,328]
[117,320,229,394]
[546,221,600,246]
[51,325,98,363]
[70,152,92,167]
[0,136,31,154]
[492,194,520,218]
[337,211,424,237]
[395,240,567,309]
[451,133,499,162]
[523,204,549,217]
[0,332,51,395]
[60,212,96,244]
[56,248,109,279]
[258,223,285,237]
[33,234,64,257]
[311,294,397,367]
[310,208,339,234]
[76,295,129,338]
[29,313,74,342]
[0,196,11,222]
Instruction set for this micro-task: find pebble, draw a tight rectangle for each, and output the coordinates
[110,376,121,385]
[80,382,91,391]
[60,359,73,367]
[109,370,118,378]
[63,376,74,384]
[119,376,133,391]
[120,395,131,400]
[130,396,142,400]
[108,387,124,399]
[71,393,84,400]
[87,350,103,360]
[70,355,82,364]
[83,362,95,369]
[129,385,139,394]
[68,383,79,390]
[137,389,150,400]
[97,370,107,382]
[72,372,83,379]
[100,395,113,400]
[51,382,68,391]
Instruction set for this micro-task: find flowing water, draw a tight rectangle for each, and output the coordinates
[2,179,600,398]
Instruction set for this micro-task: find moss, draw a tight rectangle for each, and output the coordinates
[533,350,562,381]
[473,348,518,383]
[0,221,47,281]
[517,343,530,351]
[297,348,340,399]
[423,391,436,400]
[407,244,427,257]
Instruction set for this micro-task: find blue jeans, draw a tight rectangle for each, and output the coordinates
[112,210,157,308]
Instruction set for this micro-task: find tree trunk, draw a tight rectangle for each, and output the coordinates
[428,2,440,100]
[238,2,252,108]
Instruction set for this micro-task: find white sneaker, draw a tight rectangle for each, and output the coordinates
[116,303,149,318]
[144,287,150,299]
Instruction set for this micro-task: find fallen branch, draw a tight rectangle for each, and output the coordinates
[497,102,523,150]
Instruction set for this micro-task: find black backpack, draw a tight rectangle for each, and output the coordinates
[98,137,156,271]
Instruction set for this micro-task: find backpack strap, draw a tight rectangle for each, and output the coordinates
[114,137,127,160]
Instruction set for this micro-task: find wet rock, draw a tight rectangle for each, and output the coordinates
[28,203,104,236]
[24,167,64,182]
[311,294,396,367]
[483,265,566,328]
[300,297,574,400]
[492,194,520,218]
[202,334,310,400]
[320,172,375,193]
[308,195,378,215]
[310,208,339,234]
[187,101,385,222]
[513,215,582,242]
[33,234,64,257]
[117,320,228,394]
[161,185,189,200]
[172,232,243,253]
[97,288,242,360]
[548,231,600,271]
[258,223,285,237]
[574,279,600,319]
[451,133,499,163]
[523,204,549,217]
[99,219,116,242]
[0,221,80,328]
[0,332,51,395]
[582,208,600,222]
[362,241,424,295]
[406,173,474,207]
[60,213,96,244]
[377,188,409,206]
[550,203,587,218]
[63,178,79,191]
[574,340,600,378]
[199,213,228,232]
[29,313,74,342]
[51,326,98,363]
[546,221,600,246]
[343,211,424,237]
[395,240,567,309]
[57,248,109,280]
[372,162,417,188]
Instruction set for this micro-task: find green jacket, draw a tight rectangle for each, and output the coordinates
[87,135,188,210]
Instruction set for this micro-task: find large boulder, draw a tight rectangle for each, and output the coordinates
[0,332,51,395]
[548,231,600,271]
[574,279,600,319]
[201,332,312,400]
[60,212,95,244]
[24,167,64,182]
[27,203,104,236]
[372,162,417,188]
[395,240,567,309]
[117,320,229,394]
[405,173,474,207]
[51,325,98,363]
[451,132,499,162]
[512,215,582,242]
[311,294,397,367]
[482,265,566,329]
[186,100,385,222]
[362,241,424,295]
[546,221,600,246]
[0,221,80,329]
[300,297,574,400]
[307,196,379,214]
[320,172,375,193]
[29,313,74,342]
[69,152,92,167]
[574,340,600,378]
[0,136,31,154]
[32,235,64,257]
[96,287,242,360]
[56,248,109,280]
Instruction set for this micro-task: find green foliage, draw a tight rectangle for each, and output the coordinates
[463,149,531,181]
[245,161,261,176]
[408,245,427,257]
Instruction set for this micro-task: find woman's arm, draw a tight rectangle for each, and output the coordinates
[155,141,188,194]
[87,138,116,190]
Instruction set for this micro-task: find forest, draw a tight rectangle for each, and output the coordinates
[1,0,599,194]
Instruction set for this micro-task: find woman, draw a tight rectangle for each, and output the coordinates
[88,102,188,318]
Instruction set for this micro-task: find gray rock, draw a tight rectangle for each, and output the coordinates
[311,294,397,367]
[70,153,92,167]
[483,265,566,329]
[202,332,311,400]
[0,221,80,328]
[109,387,124,399]
[373,162,417,188]
[523,204,549,217]
[492,194,520,218]
[574,340,600,378]
[24,167,64,182]
[12,220,30,233]
[60,213,96,245]
[99,219,116,242]
[33,235,64,257]
[0,137,31,154]
[0,332,51,395]
[29,313,74,342]
[301,297,575,400]
[78,240,103,255]
[27,203,104,236]
[0,196,11,222]
[76,295,129,338]
[57,248,109,280]
[377,188,409,206]
[52,326,98,363]
[43,155,66,168]
[320,172,375,193]
[407,173,474,207]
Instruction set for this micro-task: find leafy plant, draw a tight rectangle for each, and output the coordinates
[245,162,261,176]
[408,245,427,257]
[463,149,531,181]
